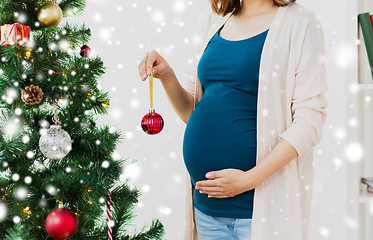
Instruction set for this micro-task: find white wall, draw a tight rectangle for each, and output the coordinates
[298,0,350,239]
[71,0,353,239]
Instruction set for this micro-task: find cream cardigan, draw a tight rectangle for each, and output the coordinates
[182,2,328,240]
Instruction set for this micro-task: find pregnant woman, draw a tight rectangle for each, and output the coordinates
[138,0,328,239]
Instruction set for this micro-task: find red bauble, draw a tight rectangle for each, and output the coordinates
[141,109,164,135]
[45,207,78,240]
[80,44,91,58]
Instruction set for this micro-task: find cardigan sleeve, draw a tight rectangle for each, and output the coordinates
[278,14,329,157]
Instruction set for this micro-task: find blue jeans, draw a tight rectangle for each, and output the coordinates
[194,206,252,240]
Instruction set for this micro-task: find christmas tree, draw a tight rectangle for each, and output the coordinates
[0,0,165,239]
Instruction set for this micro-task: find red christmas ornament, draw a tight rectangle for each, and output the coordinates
[80,44,91,58]
[141,65,164,135]
[45,205,78,240]
[141,109,164,135]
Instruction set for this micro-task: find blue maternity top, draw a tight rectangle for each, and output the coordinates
[183,25,269,219]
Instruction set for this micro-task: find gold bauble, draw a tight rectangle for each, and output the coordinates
[37,1,63,28]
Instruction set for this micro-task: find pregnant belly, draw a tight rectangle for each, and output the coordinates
[183,99,257,186]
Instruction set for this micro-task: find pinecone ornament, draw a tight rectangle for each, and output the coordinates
[21,84,44,105]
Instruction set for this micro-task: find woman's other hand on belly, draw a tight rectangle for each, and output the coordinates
[195,168,254,198]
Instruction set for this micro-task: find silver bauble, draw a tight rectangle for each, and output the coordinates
[39,124,72,160]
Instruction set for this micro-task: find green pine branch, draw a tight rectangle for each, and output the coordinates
[0,0,21,25]
[59,0,86,16]
[130,219,165,240]
[4,224,39,240]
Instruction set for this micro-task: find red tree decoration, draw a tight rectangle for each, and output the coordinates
[141,109,164,135]
[45,204,78,240]
[141,65,164,135]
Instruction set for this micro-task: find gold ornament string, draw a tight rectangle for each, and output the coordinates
[150,65,153,109]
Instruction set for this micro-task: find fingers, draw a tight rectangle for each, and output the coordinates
[196,180,230,198]
[138,52,149,81]
[206,170,226,179]
[197,186,220,193]
[196,179,221,188]
[208,193,228,198]
[197,186,228,198]
[138,50,159,81]
[146,50,158,75]
[198,188,228,198]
